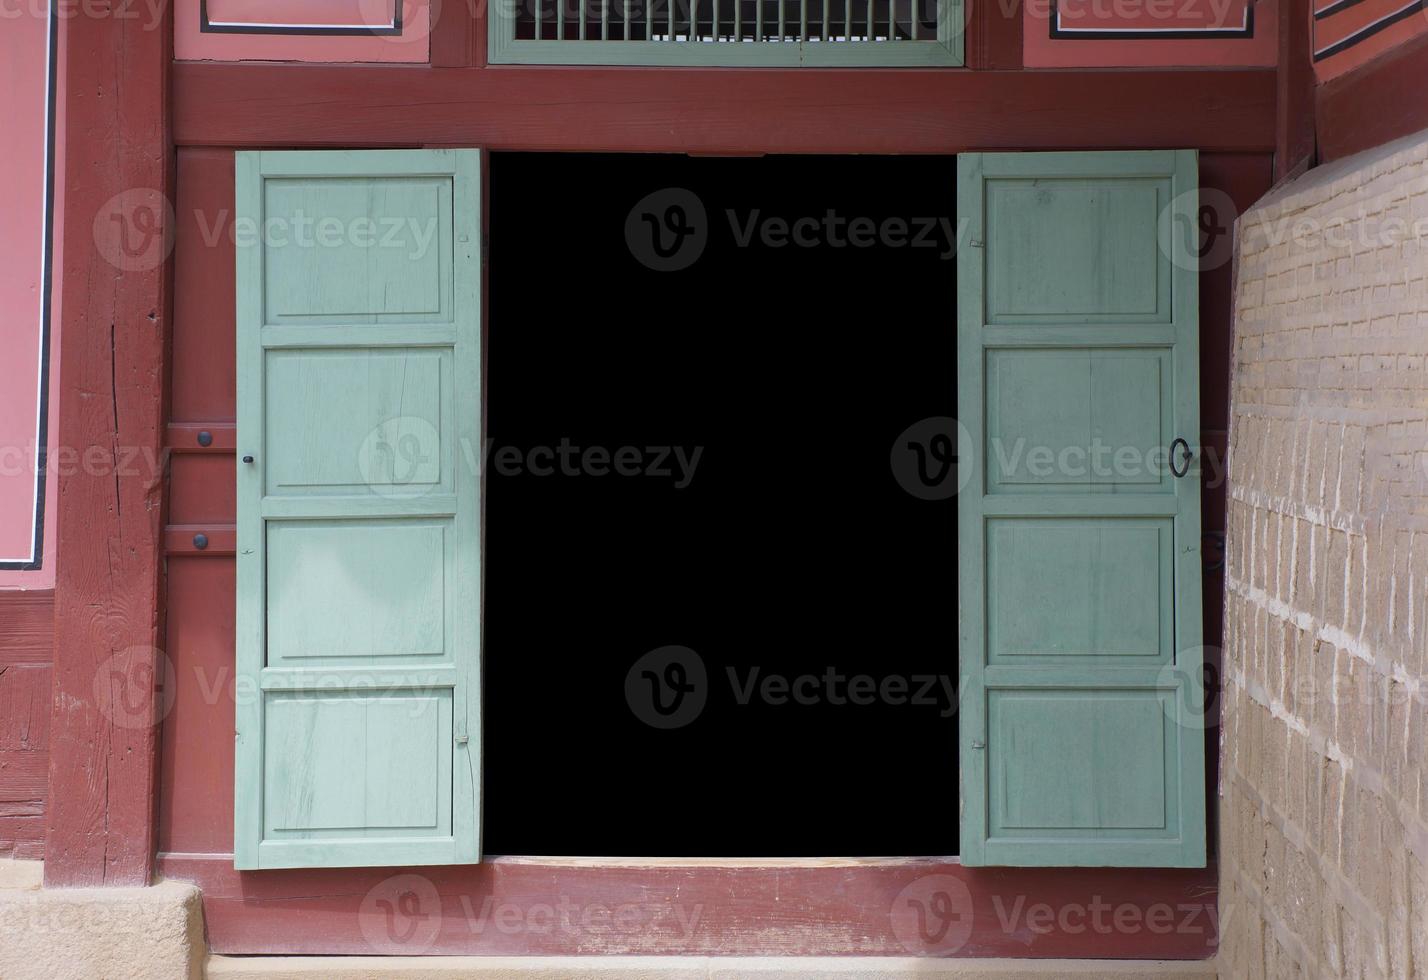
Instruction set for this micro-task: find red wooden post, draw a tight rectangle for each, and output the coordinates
[1276,0,1316,179]
[44,0,173,887]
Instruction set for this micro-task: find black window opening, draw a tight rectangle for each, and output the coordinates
[486,153,959,856]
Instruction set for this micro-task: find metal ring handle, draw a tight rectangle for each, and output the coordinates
[1169,438,1193,478]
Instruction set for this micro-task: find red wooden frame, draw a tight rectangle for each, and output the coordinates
[44,0,173,886]
[172,64,1276,152]
[1317,28,1428,163]
[1276,0,1316,179]
[161,854,1221,957]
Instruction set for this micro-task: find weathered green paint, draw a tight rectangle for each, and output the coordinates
[958,151,1206,868]
[235,149,483,870]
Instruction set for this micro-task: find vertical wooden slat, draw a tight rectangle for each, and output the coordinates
[579,0,586,40]
[601,0,608,41]
[46,0,171,888]
[799,0,806,41]
[557,0,565,42]
[821,0,828,39]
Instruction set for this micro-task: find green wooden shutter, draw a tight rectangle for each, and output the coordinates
[957,151,1206,868]
[235,149,482,870]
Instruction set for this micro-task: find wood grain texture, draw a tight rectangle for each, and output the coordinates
[44,0,172,886]
[171,64,1276,153]
[965,0,1021,69]
[0,591,52,858]
[0,591,54,668]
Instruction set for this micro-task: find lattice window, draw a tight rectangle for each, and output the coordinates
[489,0,961,64]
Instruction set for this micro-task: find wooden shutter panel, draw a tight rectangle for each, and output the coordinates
[957,151,1206,868]
[235,150,482,870]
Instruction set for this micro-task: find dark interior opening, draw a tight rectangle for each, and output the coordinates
[485,153,958,856]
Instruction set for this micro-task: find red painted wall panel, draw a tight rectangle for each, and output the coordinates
[0,591,54,859]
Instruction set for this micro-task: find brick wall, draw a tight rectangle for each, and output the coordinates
[1221,128,1428,977]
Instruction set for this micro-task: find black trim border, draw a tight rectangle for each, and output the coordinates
[2,0,57,572]
[1314,0,1427,58]
[1049,0,1254,39]
[198,0,403,36]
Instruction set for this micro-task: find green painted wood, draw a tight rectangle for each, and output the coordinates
[235,149,482,870]
[958,150,1206,869]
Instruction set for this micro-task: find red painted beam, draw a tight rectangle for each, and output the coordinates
[45,0,172,885]
[1318,30,1428,163]
[172,63,1277,153]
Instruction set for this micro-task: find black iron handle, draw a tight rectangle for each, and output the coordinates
[1169,438,1193,478]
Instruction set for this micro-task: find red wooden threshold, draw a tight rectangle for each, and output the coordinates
[160,853,1220,958]
[173,64,1276,154]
